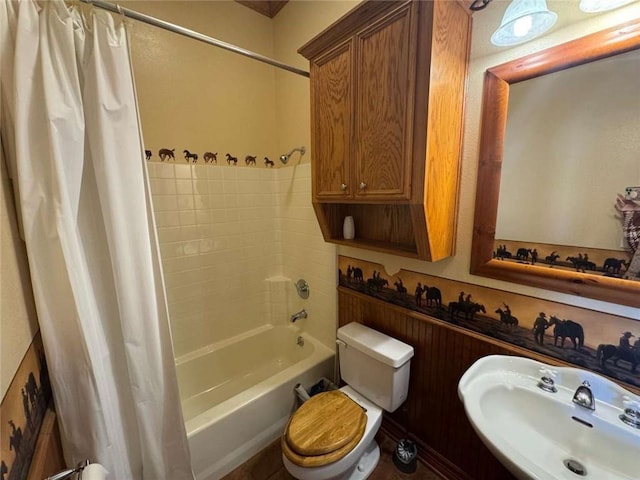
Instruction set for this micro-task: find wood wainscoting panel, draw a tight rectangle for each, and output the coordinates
[1,332,54,480]
[26,406,65,480]
[338,288,516,480]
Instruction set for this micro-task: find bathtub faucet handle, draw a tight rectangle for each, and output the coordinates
[290,309,308,323]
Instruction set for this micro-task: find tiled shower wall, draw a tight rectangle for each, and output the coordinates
[147,161,335,358]
[278,165,338,349]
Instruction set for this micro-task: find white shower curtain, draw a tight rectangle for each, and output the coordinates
[0,1,193,478]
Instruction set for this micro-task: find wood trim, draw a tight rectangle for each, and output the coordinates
[490,19,640,83]
[26,406,65,480]
[235,1,288,18]
[470,19,640,307]
[421,0,471,260]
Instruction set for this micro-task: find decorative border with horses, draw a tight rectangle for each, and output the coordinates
[145,147,277,168]
[493,239,635,281]
[1,333,52,480]
[338,256,640,389]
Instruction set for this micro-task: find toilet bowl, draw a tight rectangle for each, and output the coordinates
[282,323,414,480]
[282,386,382,480]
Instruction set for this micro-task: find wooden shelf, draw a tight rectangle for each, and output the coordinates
[330,237,419,258]
[314,202,420,258]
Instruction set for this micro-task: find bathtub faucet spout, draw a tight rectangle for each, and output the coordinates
[290,309,308,323]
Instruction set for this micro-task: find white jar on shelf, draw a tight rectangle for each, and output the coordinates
[343,216,355,240]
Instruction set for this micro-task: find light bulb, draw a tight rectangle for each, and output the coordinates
[513,15,533,37]
[491,0,557,47]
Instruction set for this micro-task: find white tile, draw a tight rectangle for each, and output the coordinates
[157,226,182,243]
[198,224,214,238]
[225,209,239,223]
[224,195,238,209]
[223,182,237,194]
[207,166,224,179]
[177,195,195,210]
[195,209,212,225]
[193,179,209,195]
[180,226,200,241]
[192,165,208,179]
[155,211,180,228]
[160,242,185,259]
[179,211,196,226]
[174,164,192,179]
[150,178,176,195]
[207,178,224,191]
[210,208,226,224]
[153,195,178,212]
[146,162,158,178]
[193,195,210,209]
[222,167,238,180]
[199,238,214,253]
[156,163,175,179]
[176,179,194,195]
[183,241,199,256]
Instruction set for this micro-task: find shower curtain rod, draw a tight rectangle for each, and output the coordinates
[79,0,310,78]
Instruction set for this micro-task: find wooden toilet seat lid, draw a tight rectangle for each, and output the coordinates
[285,390,366,456]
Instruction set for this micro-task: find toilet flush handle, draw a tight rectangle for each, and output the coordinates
[336,339,347,348]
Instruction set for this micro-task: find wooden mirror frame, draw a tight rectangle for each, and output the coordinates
[471,19,640,308]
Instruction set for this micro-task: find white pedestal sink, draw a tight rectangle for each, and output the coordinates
[458,355,640,480]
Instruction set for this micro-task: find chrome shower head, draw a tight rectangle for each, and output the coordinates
[279,146,306,164]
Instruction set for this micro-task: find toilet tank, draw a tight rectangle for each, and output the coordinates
[337,322,414,412]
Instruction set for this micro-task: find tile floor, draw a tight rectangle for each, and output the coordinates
[221,431,443,480]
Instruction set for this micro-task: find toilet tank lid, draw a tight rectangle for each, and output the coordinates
[337,322,414,368]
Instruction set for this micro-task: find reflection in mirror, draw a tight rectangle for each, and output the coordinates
[497,49,639,250]
[471,19,640,307]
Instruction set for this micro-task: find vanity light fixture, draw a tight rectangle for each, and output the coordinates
[579,0,636,12]
[491,0,558,47]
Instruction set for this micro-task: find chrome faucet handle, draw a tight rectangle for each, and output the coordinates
[537,367,557,393]
[620,395,640,429]
[623,395,640,410]
[539,367,557,378]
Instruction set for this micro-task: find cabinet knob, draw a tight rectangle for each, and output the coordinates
[340,183,348,191]
[359,182,367,191]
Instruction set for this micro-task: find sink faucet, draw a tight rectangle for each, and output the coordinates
[573,381,595,411]
[290,309,308,323]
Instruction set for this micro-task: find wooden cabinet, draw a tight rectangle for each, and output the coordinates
[311,41,353,199]
[299,0,471,261]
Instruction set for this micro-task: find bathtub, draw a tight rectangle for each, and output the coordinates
[177,324,335,480]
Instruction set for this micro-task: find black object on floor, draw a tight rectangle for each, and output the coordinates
[393,438,418,474]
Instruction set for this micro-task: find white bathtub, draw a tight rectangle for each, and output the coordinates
[177,324,335,480]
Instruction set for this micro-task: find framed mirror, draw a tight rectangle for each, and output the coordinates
[471,19,640,308]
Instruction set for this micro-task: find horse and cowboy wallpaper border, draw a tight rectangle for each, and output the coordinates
[338,256,640,389]
[1,332,52,480]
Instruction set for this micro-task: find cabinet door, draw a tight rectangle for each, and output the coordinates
[354,2,416,200]
[311,41,353,200]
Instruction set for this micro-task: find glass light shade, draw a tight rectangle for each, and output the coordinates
[491,0,558,47]
[579,0,636,12]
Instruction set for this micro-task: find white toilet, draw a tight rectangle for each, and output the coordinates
[282,322,414,480]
